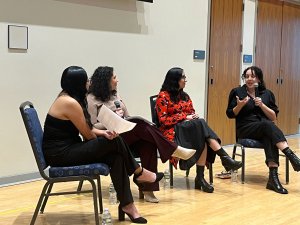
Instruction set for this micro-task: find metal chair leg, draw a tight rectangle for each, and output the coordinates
[88,179,100,225]
[285,156,289,184]
[232,145,237,160]
[186,168,190,177]
[40,183,53,213]
[241,146,245,184]
[169,161,173,188]
[209,163,213,185]
[233,144,245,184]
[77,180,84,192]
[30,182,51,225]
[139,190,144,199]
[96,177,103,214]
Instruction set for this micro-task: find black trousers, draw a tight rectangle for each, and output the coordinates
[121,119,177,191]
[237,120,287,165]
[46,136,139,207]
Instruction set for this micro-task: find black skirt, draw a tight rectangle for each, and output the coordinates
[174,119,220,170]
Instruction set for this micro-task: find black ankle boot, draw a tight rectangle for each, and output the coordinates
[216,148,243,171]
[195,165,214,193]
[283,148,300,172]
[266,167,288,194]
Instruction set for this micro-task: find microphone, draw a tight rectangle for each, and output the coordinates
[254,83,259,98]
[114,101,121,109]
[114,100,124,118]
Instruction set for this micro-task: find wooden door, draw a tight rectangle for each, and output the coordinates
[256,0,300,135]
[279,3,300,134]
[207,0,243,145]
[255,0,282,101]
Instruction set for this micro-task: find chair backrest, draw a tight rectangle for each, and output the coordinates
[19,101,49,179]
[149,95,160,127]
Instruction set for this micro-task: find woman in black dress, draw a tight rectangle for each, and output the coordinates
[226,66,300,194]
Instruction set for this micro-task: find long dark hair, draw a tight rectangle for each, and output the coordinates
[89,66,116,102]
[60,66,92,128]
[242,66,266,91]
[160,67,190,103]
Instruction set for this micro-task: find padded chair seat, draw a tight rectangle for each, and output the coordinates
[237,138,264,148]
[49,163,110,178]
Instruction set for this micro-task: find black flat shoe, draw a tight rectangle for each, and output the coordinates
[118,205,147,224]
[133,168,164,186]
[266,181,288,194]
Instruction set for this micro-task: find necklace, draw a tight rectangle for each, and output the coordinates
[247,90,255,99]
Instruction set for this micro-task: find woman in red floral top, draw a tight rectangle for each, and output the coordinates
[156,67,243,193]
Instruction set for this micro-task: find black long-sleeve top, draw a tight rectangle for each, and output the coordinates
[226,85,279,131]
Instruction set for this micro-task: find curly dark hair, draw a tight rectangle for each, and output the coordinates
[60,66,92,128]
[242,66,266,91]
[160,67,190,103]
[89,66,116,102]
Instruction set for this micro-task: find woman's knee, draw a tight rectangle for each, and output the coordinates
[261,120,274,127]
[261,121,276,132]
[94,136,119,151]
[198,118,206,123]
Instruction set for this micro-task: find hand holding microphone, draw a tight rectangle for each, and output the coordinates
[254,83,262,107]
[114,101,125,118]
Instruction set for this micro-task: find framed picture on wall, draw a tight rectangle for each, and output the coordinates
[8,25,28,50]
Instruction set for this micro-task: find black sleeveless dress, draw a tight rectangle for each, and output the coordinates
[42,114,81,159]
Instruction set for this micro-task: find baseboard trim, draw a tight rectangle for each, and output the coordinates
[0,171,43,187]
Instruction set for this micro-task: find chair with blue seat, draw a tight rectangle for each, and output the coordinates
[232,138,289,184]
[19,101,110,225]
[150,95,214,186]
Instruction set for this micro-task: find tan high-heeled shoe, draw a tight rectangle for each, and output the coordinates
[171,146,196,160]
[143,191,159,203]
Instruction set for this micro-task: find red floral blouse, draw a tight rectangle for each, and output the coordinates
[156,91,195,142]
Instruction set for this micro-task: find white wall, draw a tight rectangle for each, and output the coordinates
[0,0,211,179]
[241,0,256,77]
[0,0,257,181]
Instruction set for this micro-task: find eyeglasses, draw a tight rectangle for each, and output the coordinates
[181,75,187,80]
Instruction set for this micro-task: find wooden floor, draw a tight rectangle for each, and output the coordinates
[1,135,300,225]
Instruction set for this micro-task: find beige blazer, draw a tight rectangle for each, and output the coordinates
[87,93,130,130]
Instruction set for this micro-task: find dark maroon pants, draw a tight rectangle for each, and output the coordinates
[121,119,177,191]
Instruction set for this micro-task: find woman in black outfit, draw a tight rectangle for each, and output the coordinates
[226,66,300,194]
[42,66,164,224]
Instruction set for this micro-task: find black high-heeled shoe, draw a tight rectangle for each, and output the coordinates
[133,168,164,186]
[195,176,214,193]
[195,165,214,193]
[118,205,147,224]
